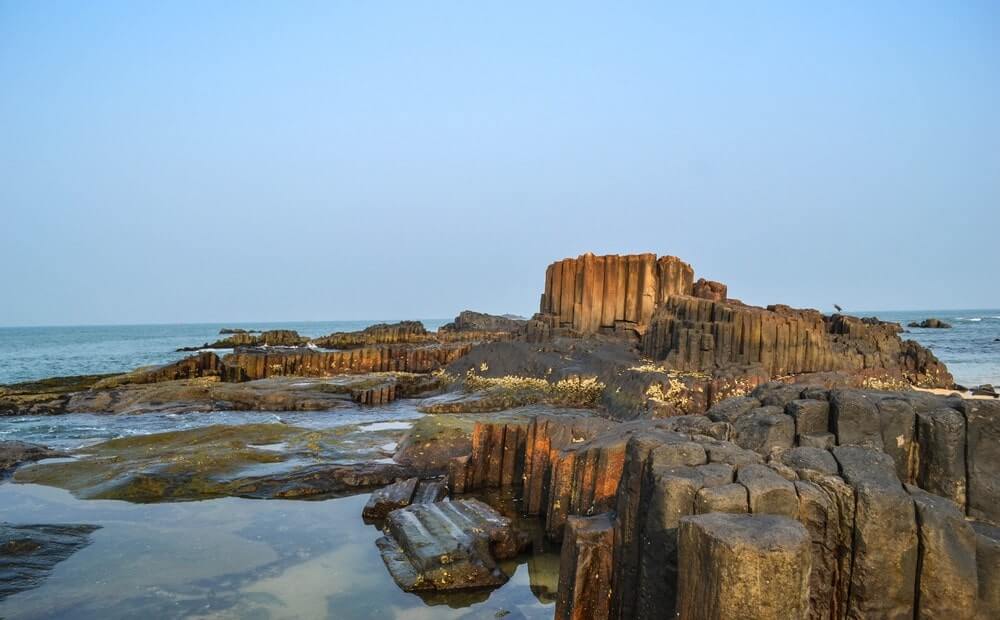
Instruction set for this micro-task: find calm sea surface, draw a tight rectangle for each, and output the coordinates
[0,312,996,387]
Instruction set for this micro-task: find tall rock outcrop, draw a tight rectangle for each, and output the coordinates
[533,252,952,389]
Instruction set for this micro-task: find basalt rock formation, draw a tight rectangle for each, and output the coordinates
[311,321,433,348]
[375,498,528,591]
[530,252,951,392]
[442,385,999,619]
[222,344,471,381]
[439,310,527,334]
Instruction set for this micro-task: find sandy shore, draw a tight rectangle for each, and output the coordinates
[913,386,997,400]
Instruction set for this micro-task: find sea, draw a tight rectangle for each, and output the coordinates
[0,311,997,388]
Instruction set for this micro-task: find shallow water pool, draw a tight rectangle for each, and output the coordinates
[0,483,558,619]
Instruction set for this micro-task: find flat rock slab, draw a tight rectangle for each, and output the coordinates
[0,523,100,601]
[376,498,526,591]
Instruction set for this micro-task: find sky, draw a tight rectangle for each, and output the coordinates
[1,2,998,326]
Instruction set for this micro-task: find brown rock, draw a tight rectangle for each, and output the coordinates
[676,513,812,620]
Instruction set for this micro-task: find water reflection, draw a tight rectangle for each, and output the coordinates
[0,483,557,619]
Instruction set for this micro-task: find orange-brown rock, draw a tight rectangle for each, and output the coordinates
[539,253,695,336]
[222,344,471,381]
[692,278,727,302]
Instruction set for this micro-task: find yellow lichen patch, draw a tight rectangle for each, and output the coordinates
[459,371,606,408]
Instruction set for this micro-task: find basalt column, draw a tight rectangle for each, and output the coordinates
[539,253,696,336]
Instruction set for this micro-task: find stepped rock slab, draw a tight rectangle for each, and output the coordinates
[376,499,526,592]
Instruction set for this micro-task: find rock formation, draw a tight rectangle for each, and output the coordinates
[311,321,432,348]
[442,385,999,619]
[439,310,527,334]
[908,318,952,329]
[375,498,528,591]
[0,441,66,476]
[530,253,951,392]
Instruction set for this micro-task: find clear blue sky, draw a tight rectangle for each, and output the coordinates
[2,2,997,326]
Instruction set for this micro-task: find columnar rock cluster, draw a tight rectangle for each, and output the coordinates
[446,384,1000,619]
[310,321,433,348]
[539,253,696,336]
[643,297,951,387]
[533,253,952,390]
[222,344,471,381]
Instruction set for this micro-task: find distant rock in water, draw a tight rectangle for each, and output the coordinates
[218,328,260,335]
[908,318,952,329]
[180,329,308,351]
[0,523,100,601]
[971,384,998,398]
[311,321,430,349]
[439,310,527,333]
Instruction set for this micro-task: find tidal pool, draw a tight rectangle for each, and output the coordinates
[0,483,558,619]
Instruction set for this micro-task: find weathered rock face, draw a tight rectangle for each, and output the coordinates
[642,296,952,387]
[445,387,996,619]
[95,352,225,387]
[439,310,527,334]
[676,513,812,620]
[0,523,101,601]
[692,278,727,302]
[375,498,528,591]
[538,253,695,336]
[222,344,471,381]
[555,514,615,620]
[311,321,432,349]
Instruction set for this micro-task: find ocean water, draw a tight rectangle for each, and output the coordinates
[1,312,997,388]
[859,309,1000,387]
[0,320,448,385]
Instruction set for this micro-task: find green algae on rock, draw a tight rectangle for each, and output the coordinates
[14,422,412,502]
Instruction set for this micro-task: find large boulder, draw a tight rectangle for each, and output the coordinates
[675,513,811,620]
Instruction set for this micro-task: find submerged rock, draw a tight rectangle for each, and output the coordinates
[0,523,100,601]
[14,422,413,502]
[376,498,528,591]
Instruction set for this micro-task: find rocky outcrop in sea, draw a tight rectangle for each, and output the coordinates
[1,251,986,617]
